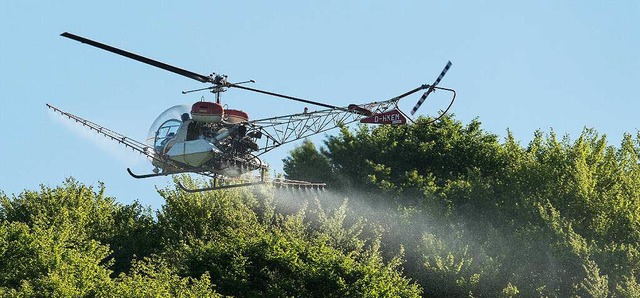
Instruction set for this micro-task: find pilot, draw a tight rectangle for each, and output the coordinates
[160,132,176,151]
[182,113,201,141]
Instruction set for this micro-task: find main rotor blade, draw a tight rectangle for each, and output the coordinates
[61,32,213,83]
[229,83,339,109]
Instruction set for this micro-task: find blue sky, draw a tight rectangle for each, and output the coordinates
[1,1,638,208]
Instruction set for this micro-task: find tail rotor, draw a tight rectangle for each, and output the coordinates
[410,61,453,115]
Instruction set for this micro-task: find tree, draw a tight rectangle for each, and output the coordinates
[0,180,114,296]
[155,177,423,297]
[283,139,338,187]
[282,116,640,297]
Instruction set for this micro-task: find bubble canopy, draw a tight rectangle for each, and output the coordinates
[146,104,190,149]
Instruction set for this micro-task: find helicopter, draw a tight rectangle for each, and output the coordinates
[48,32,456,192]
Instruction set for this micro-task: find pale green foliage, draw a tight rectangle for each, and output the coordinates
[615,275,640,297]
[501,282,519,297]
[0,180,114,296]
[107,258,219,298]
[156,179,422,297]
[0,177,421,297]
[310,198,366,252]
[578,259,609,298]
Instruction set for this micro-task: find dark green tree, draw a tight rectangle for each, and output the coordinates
[283,139,338,187]
[283,116,640,297]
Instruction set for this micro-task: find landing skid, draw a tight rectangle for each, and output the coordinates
[127,168,170,179]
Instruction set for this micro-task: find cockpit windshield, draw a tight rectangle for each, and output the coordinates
[153,119,181,152]
[146,104,190,153]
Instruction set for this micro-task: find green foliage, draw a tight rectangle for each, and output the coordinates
[0,180,114,296]
[105,201,160,275]
[320,117,504,192]
[578,259,609,298]
[156,179,421,297]
[0,176,421,297]
[107,258,219,298]
[5,112,640,296]
[283,139,337,186]
[284,116,640,297]
[615,275,640,297]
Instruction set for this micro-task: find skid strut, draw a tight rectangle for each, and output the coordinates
[127,168,171,179]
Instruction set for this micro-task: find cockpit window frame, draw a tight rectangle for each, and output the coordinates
[153,119,182,153]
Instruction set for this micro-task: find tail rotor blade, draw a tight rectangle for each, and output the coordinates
[433,60,453,88]
[410,61,452,115]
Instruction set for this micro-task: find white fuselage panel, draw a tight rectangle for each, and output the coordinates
[166,139,219,167]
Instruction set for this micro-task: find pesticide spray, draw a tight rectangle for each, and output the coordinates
[48,108,147,166]
[262,184,571,296]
